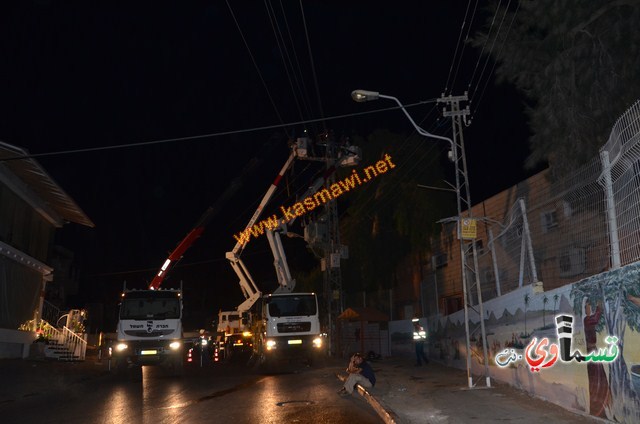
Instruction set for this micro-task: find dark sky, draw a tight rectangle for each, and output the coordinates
[0,2,535,326]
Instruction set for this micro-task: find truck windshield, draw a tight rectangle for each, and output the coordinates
[120,295,181,320]
[267,295,317,317]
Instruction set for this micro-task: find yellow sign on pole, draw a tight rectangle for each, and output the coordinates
[461,218,477,240]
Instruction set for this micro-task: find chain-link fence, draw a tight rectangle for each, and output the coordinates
[428,101,640,308]
[472,100,640,302]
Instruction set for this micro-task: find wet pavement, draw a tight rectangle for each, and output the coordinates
[1,355,608,423]
[330,354,607,424]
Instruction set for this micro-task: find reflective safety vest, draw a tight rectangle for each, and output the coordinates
[413,327,426,341]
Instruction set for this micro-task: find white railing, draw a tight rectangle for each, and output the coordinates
[35,320,86,361]
[41,300,62,325]
[61,326,87,361]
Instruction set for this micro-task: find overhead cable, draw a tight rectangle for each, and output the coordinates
[1,100,437,162]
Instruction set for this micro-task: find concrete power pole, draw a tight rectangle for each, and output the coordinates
[322,134,343,356]
[297,132,345,356]
[438,92,491,388]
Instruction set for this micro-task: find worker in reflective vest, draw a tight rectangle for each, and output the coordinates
[413,318,429,366]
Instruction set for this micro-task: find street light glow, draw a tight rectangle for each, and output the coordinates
[351,89,380,102]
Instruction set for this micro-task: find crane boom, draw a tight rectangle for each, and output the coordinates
[225,148,297,310]
[149,157,260,290]
[266,146,361,292]
[230,150,296,257]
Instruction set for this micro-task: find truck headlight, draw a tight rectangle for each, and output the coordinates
[312,337,323,348]
[115,343,128,352]
[266,339,277,350]
[169,341,181,350]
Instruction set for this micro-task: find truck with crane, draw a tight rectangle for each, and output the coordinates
[221,136,360,370]
[110,160,259,377]
[109,207,217,376]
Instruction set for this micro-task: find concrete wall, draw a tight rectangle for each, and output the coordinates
[0,329,35,359]
[427,261,640,423]
[339,321,390,358]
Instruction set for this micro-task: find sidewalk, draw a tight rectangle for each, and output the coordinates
[0,357,109,404]
[332,356,607,424]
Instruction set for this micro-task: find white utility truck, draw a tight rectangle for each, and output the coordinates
[111,285,184,376]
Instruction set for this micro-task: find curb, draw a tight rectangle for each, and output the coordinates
[336,373,397,424]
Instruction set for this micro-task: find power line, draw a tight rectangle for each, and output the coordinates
[1,100,438,162]
[443,0,476,95]
[264,0,308,124]
[469,0,510,105]
[86,248,273,278]
[299,0,325,127]
[225,0,288,132]
[278,0,316,129]
[447,0,481,95]
[470,1,520,116]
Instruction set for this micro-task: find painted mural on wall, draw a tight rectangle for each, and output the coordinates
[429,261,640,423]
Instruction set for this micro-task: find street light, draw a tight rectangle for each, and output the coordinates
[351,89,490,389]
[351,90,453,146]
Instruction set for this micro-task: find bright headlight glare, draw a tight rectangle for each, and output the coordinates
[169,341,181,350]
[266,340,277,350]
[313,337,322,348]
[115,343,128,352]
[242,331,252,337]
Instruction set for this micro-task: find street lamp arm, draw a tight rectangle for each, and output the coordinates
[351,89,453,148]
[377,94,453,148]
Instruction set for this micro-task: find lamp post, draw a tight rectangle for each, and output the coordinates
[351,89,490,388]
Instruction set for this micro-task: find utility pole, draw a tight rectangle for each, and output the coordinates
[322,133,344,356]
[438,92,491,388]
[297,131,347,356]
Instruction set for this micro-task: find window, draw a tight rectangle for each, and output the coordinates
[432,253,448,269]
[541,210,558,233]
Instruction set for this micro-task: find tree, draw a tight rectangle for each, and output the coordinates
[473,0,640,178]
[571,264,640,422]
[339,129,452,301]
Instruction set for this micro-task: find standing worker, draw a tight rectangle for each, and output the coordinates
[413,318,429,366]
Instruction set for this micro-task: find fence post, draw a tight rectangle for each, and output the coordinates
[519,199,539,283]
[599,150,621,269]
[489,228,501,296]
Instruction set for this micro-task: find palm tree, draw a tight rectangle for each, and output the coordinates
[553,294,559,317]
[542,295,549,327]
[523,293,530,337]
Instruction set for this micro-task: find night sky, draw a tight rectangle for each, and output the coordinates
[1,2,536,328]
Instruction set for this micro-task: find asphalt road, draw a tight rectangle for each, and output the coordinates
[0,360,381,424]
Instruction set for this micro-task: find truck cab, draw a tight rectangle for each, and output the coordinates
[253,292,324,370]
[111,288,184,376]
